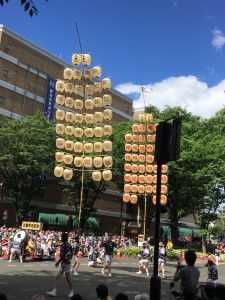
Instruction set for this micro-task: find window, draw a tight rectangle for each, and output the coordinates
[0,96,5,104]
[2,69,9,80]
[5,43,14,53]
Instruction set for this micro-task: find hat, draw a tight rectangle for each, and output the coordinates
[159,242,164,246]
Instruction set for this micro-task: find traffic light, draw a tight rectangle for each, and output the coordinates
[154,117,182,164]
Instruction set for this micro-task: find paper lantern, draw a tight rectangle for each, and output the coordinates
[92,171,102,181]
[130,194,138,204]
[63,168,73,181]
[152,195,167,206]
[54,166,64,177]
[64,154,73,165]
[131,154,138,162]
[94,112,103,123]
[94,127,103,137]
[162,165,168,174]
[74,85,84,96]
[74,99,84,110]
[138,185,145,194]
[147,124,154,133]
[84,128,94,138]
[56,110,65,121]
[138,165,145,174]
[125,153,132,162]
[65,97,74,109]
[56,138,65,149]
[161,175,168,184]
[94,142,103,153]
[138,154,145,163]
[74,127,84,138]
[153,165,158,174]
[55,152,64,163]
[139,145,145,153]
[125,144,132,152]
[74,113,84,123]
[92,66,102,78]
[74,142,83,153]
[131,185,138,193]
[146,144,154,153]
[138,124,145,132]
[124,184,131,193]
[85,85,94,96]
[73,68,82,80]
[85,114,94,124]
[94,97,103,108]
[72,54,82,66]
[161,185,168,194]
[139,113,146,123]
[65,83,74,94]
[146,185,153,194]
[147,135,155,143]
[131,164,139,173]
[146,155,154,164]
[124,173,131,182]
[131,174,138,183]
[82,54,91,66]
[103,156,113,168]
[65,140,74,151]
[64,68,73,80]
[65,126,74,136]
[132,124,139,133]
[138,175,145,184]
[152,185,157,194]
[84,68,93,79]
[93,157,103,168]
[103,125,112,136]
[131,144,139,153]
[103,109,112,121]
[74,157,83,168]
[146,175,153,184]
[146,165,153,173]
[123,193,130,203]
[125,134,132,142]
[139,135,146,143]
[103,94,112,106]
[56,123,65,135]
[94,82,103,93]
[103,141,112,152]
[132,134,139,142]
[85,99,94,109]
[102,170,112,181]
[56,80,65,92]
[146,113,153,123]
[56,95,65,106]
[83,157,92,169]
[84,143,93,153]
[65,112,74,123]
[124,163,131,172]
[102,77,111,89]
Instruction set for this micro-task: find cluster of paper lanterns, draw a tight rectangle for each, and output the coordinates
[54,53,113,182]
[123,113,168,205]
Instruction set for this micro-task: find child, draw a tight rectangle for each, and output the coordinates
[205,259,218,286]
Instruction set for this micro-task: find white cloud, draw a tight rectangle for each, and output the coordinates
[115,76,225,118]
[212,28,225,51]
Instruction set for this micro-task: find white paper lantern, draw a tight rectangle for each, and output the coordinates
[103,156,113,168]
[93,82,103,93]
[102,77,112,90]
[73,68,82,80]
[56,123,65,135]
[74,156,83,168]
[64,154,73,165]
[103,141,112,152]
[56,95,65,106]
[74,142,83,153]
[94,127,103,137]
[93,157,103,168]
[84,143,94,153]
[82,54,91,66]
[103,125,112,136]
[65,112,74,123]
[72,54,82,66]
[130,194,138,204]
[56,80,65,92]
[84,68,93,79]
[65,126,74,136]
[54,166,64,177]
[103,94,112,106]
[63,168,73,181]
[65,97,74,109]
[84,114,94,124]
[65,140,74,151]
[56,138,65,149]
[74,99,84,110]
[55,152,64,163]
[92,66,102,78]
[123,193,130,203]
[64,68,73,80]
[92,171,102,181]
[84,128,94,138]
[85,85,94,96]
[65,83,74,94]
[74,113,84,123]
[56,109,65,121]
[74,85,84,96]
[94,142,103,153]
[85,99,94,110]
[103,109,112,121]
[83,157,93,168]
[74,127,84,137]
[102,170,112,181]
[94,112,103,123]
[94,97,103,108]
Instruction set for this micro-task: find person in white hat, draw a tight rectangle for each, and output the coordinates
[158,242,166,279]
[136,242,150,276]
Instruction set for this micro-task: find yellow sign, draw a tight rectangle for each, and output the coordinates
[22,221,43,231]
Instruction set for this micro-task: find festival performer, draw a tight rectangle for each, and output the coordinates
[9,232,24,263]
[71,239,81,275]
[101,234,118,277]
[46,232,74,298]
[158,242,166,279]
[136,242,150,276]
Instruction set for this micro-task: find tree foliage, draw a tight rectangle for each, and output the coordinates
[0,114,55,222]
[0,0,48,17]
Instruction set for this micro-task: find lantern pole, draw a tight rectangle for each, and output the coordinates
[143,195,147,239]
[78,165,85,231]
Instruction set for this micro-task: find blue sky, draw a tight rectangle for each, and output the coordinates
[1,0,225,117]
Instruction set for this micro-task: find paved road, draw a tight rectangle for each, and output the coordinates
[0,257,224,300]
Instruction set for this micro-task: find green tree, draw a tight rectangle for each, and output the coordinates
[0,113,55,223]
[0,0,48,17]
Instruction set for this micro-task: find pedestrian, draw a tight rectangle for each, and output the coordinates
[136,242,150,276]
[101,234,117,277]
[96,284,112,300]
[46,232,74,298]
[215,245,221,266]
[8,232,23,263]
[71,239,81,275]
[205,259,218,286]
[158,242,166,279]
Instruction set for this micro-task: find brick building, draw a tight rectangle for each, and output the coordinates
[0,24,137,233]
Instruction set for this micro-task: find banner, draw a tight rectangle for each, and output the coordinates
[45,77,56,121]
[22,221,43,231]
